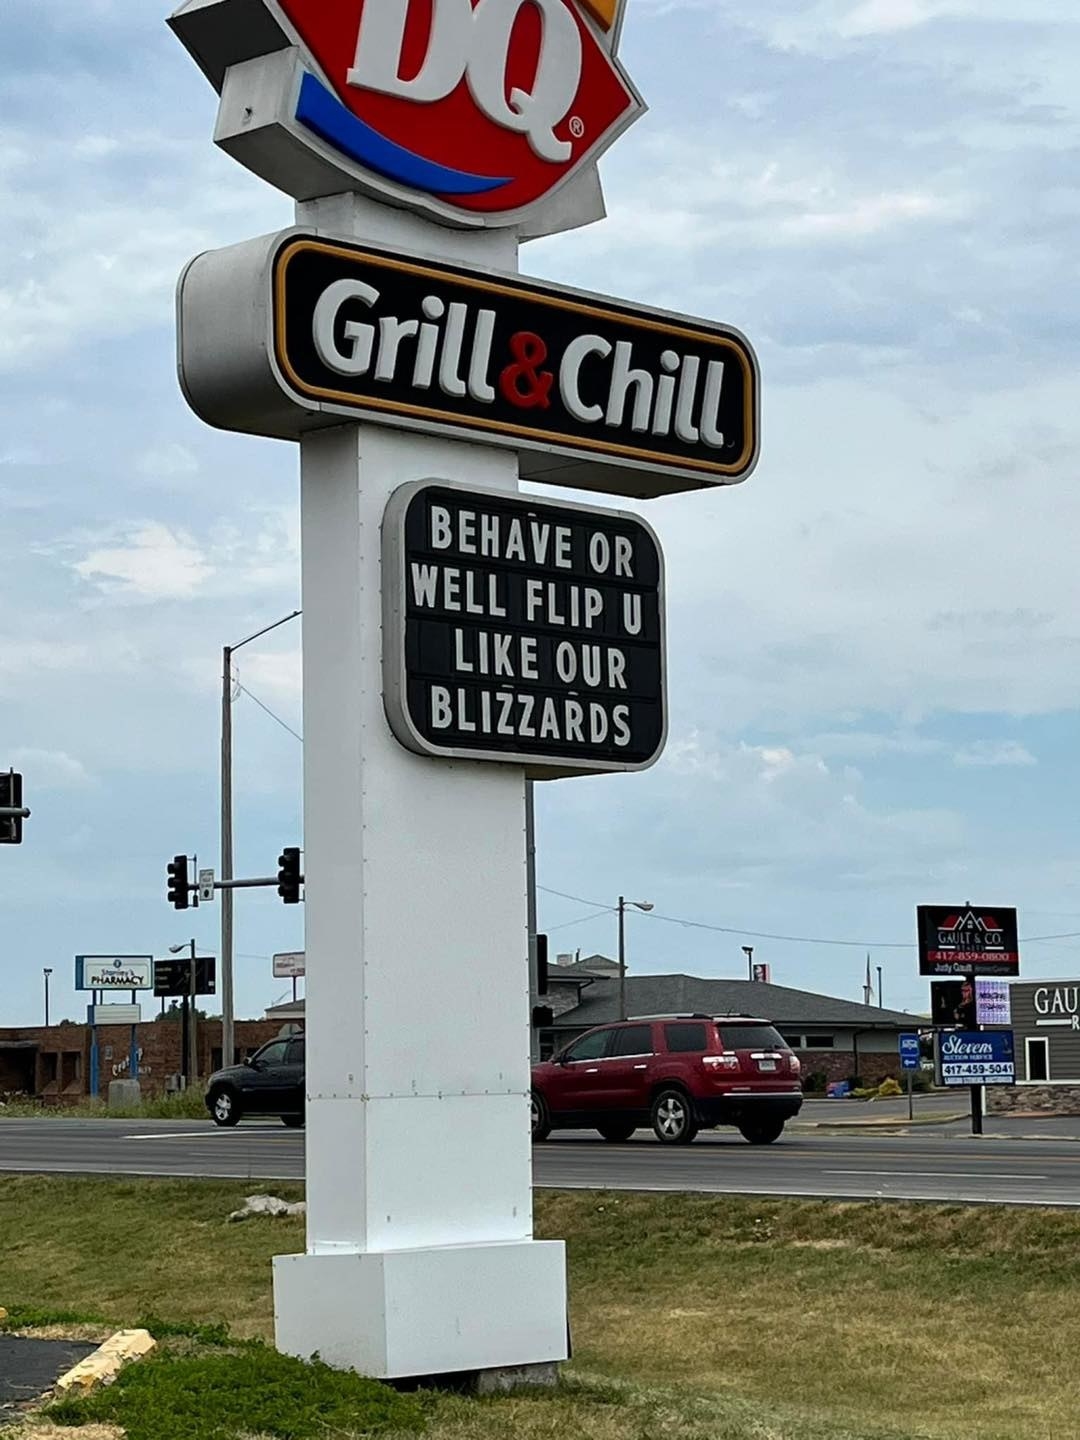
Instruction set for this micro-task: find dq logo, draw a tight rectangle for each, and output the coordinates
[172,0,644,226]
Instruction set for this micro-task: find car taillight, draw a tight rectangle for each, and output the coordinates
[703,1054,740,1071]
[788,1054,802,1076]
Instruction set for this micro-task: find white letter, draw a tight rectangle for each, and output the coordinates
[468,0,582,163]
[560,335,611,423]
[313,279,380,375]
[431,685,453,730]
[349,0,472,103]
[430,506,453,550]
[612,705,632,747]
[606,340,654,433]
[410,563,440,607]
[699,360,726,449]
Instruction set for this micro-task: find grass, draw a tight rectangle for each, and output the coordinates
[45,1349,425,1440]
[0,1090,209,1120]
[4,1177,1080,1438]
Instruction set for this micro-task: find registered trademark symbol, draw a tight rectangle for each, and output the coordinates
[569,117,585,139]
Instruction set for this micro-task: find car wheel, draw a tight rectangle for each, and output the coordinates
[531,1090,552,1142]
[651,1088,699,1145]
[739,1118,785,1145]
[596,1120,636,1142]
[281,1114,305,1129]
[209,1087,241,1128]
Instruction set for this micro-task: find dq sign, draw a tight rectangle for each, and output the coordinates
[169,0,644,227]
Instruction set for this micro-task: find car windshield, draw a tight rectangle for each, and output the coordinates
[717,1024,787,1051]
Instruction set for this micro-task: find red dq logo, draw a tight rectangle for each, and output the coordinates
[172,0,645,226]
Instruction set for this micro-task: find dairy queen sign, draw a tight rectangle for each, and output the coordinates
[169,0,758,1386]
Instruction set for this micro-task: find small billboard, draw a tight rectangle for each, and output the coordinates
[273,952,306,979]
[917,905,1019,978]
[936,1030,1015,1087]
[76,956,153,992]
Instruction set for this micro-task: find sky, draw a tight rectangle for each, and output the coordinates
[1,0,1079,1027]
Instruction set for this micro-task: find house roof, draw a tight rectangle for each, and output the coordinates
[550,973,922,1031]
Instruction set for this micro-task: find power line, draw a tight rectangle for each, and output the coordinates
[547,907,614,932]
[537,885,1080,951]
[235,681,303,744]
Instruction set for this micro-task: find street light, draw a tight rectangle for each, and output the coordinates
[617,897,654,1021]
[43,968,52,1027]
[221,610,301,1069]
[169,939,198,1085]
[742,945,754,980]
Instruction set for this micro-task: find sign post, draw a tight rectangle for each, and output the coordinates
[168,0,757,1385]
[899,1033,920,1122]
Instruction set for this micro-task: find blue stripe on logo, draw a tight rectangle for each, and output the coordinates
[295,74,512,198]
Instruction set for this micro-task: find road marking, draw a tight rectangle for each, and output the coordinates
[824,1169,1045,1180]
[124,1129,291,1141]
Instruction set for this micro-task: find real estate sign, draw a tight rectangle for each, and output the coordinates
[917,905,1020,978]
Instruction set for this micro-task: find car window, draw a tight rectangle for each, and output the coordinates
[664,1022,707,1053]
[285,1037,305,1064]
[562,1030,612,1062]
[718,1025,787,1051]
[609,1024,652,1057]
[255,1041,289,1066]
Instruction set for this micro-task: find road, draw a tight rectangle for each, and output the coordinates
[2,1116,1078,1205]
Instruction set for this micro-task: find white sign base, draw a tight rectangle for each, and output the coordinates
[272,195,568,1380]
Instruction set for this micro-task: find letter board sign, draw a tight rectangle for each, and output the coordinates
[917,904,1020,978]
[936,1030,1015,1087]
[382,480,665,775]
[178,233,760,499]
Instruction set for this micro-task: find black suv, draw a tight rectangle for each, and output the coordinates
[205,1034,305,1127]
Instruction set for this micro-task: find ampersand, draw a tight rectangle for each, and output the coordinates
[499,331,554,410]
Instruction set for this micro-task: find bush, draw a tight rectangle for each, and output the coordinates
[803,1071,828,1094]
[877,1077,903,1097]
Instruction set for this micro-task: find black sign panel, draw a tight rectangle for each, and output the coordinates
[154,956,217,998]
[383,482,665,775]
[273,236,758,494]
[0,771,23,845]
[930,979,977,1029]
[918,905,1019,978]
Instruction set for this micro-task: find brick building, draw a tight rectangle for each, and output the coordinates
[542,958,923,1086]
[0,1017,297,1103]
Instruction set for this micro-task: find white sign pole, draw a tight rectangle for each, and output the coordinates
[272,194,567,1381]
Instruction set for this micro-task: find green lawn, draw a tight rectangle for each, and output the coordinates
[3,1176,1079,1439]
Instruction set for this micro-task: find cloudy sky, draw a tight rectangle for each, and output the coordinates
[1,0,1078,1027]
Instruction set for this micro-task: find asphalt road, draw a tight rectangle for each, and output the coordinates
[2,1116,1078,1206]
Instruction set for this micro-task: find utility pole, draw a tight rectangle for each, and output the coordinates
[742,944,754,980]
[877,965,883,1009]
[188,938,198,1083]
[221,643,234,1070]
[221,610,301,1070]
[526,779,539,1063]
[618,896,626,1021]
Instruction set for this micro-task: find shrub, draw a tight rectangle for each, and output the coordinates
[877,1077,903,1098]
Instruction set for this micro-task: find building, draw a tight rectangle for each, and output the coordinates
[542,956,923,1086]
[0,1017,295,1104]
[988,979,1080,1115]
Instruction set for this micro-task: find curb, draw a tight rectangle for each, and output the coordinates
[55,1329,156,1393]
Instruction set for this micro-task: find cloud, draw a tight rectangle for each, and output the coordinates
[10,748,94,789]
[136,443,199,485]
[72,523,213,599]
[953,741,1037,768]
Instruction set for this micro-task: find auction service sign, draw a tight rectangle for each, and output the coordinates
[383,481,664,773]
[937,1031,1016,1087]
[917,905,1020,978]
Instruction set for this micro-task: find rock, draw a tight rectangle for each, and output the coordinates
[227,1194,307,1223]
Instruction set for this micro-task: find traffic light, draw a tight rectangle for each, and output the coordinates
[278,847,303,904]
[167,854,191,911]
[0,772,23,845]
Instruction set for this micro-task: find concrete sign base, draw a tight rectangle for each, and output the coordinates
[272,194,568,1381]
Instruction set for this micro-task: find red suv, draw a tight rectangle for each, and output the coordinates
[531,1014,802,1145]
